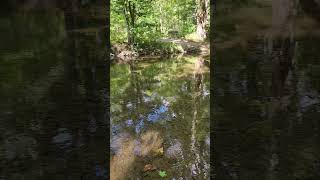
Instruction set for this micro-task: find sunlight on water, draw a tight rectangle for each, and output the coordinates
[111,56,210,179]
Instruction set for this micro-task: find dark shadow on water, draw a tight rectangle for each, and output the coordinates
[0,3,108,179]
[213,0,320,179]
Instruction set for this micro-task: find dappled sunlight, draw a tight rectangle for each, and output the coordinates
[114,56,210,79]
[140,131,163,156]
[110,139,135,180]
[194,57,206,75]
[110,131,163,180]
[111,54,210,178]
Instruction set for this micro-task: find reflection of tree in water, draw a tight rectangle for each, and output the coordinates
[268,1,298,179]
[0,3,107,178]
[190,56,209,179]
[214,0,320,179]
[110,131,163,180]
[111,57,210,179]
[128,61,144,110]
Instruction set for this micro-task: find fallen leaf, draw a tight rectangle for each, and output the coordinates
[143,164,157,172]
[159,170,167,178]
[155,147,164,155]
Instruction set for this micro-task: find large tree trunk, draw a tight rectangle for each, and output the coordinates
[196,0,209,40]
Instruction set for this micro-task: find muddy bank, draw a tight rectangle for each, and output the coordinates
[111,39,209,61]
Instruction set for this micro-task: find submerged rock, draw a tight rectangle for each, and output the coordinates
[165,139,182,159]
[110,132,130,154]
[3,134,38,161]
[52,128,72,149]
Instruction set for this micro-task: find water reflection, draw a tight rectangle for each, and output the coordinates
[111,56,210,179]
[0,4,107,179]
[214,0,320,179]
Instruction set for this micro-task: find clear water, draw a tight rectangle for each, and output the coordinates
[110,56,210,179]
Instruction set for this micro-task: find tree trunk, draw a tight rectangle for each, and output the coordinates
[159,6,164,33]
[196,0,209,40]
[123,0,135,45]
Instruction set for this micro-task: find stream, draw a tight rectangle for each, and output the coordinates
[110,56,210,179]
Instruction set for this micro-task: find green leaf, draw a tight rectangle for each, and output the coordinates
[145,90,153,96]
[159,170,167,178]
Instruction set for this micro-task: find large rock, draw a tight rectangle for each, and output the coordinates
[117,50,138,60]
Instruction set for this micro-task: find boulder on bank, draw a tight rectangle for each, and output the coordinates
[117,50,138,60]
[112,44,138,61]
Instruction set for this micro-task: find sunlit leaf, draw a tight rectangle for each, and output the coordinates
[159,170,167,178]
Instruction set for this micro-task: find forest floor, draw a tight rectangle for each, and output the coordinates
[160,38,209,56]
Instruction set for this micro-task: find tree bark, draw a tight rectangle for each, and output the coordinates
[196,0,209,40]
[123,0,136,45]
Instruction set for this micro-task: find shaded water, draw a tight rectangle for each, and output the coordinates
[214,0,320,179]
[0,7,108,179]
[110,56,210,179]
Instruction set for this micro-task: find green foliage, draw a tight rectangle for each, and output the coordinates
[111,0,198,46]
[158,170,167,178]
[110,9,127,43]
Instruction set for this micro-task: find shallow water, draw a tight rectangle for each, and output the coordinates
[110,56,210,179]
[0,9,108,179]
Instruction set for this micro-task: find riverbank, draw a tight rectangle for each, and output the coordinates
[111,38,209,61]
